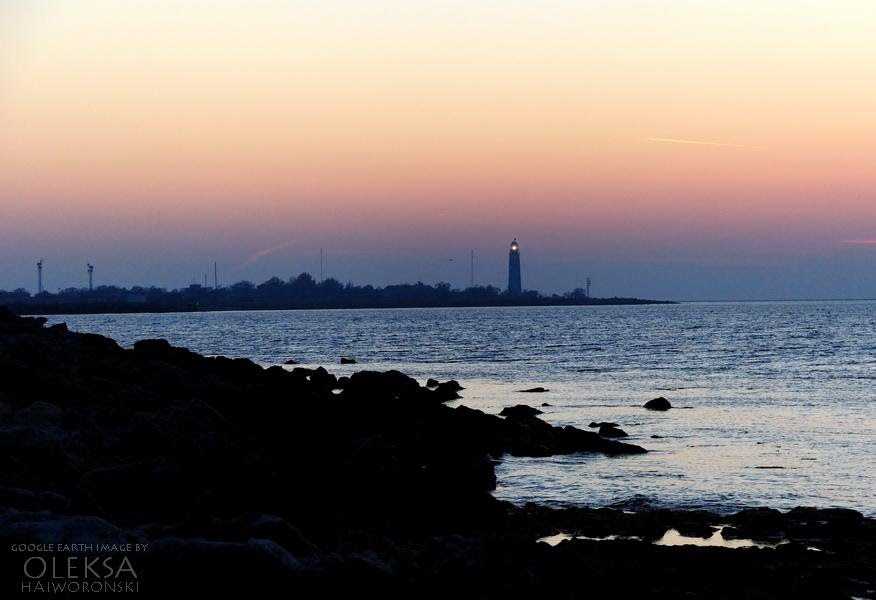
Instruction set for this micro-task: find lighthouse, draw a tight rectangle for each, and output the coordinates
[507,239,522,295]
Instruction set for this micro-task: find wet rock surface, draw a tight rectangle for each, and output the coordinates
[598,424,628,438]
[644,396,672,410]
[0,307,872,597]
[499,404,543,418]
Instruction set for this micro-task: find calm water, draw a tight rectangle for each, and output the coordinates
[46,302,876,516]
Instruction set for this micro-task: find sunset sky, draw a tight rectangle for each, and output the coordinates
[2,1,875,300]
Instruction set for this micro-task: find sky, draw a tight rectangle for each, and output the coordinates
[1,0,875,301]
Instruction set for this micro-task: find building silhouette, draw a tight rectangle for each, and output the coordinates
[507,239,522,295]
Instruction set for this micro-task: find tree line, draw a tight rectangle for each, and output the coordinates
[2,272,662,314]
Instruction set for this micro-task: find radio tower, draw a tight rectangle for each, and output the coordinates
[586,276,592,298]
[87,263,94,291]
[37,260,44,294]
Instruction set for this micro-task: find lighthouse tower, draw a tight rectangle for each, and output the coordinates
[507,239,522,295]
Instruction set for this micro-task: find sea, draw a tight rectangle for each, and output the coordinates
[45,301,876,516]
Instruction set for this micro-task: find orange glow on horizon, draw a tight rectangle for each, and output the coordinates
[2,0,876,264]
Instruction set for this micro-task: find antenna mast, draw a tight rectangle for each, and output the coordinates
[37,260,43,294]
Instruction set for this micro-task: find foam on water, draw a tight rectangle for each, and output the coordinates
[46,301,876,516]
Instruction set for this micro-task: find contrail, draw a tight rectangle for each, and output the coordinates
[647,137,765,150]
[235,240,295,270]
[840,239,876,245]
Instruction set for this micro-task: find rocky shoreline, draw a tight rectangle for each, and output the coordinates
[0,307,873,597]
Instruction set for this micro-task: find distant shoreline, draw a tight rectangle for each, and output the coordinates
[11,297,675,316]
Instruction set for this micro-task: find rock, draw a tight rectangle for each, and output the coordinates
[142,538,304,592]
[519,387,549,393]
[13,401,64,426]
[0,309,729,596]
[589,421,619,428]
[426,378,440,388]
[309,366,337,388]
[433,381,462,401]
[343,370,420,398]
[0,486,39,510]
[0,512,143,546]
[133,338,174,355]
[283,359,298,365]
[231,513,319,556]
[499,405,543,419]
[730,507,785,531]
[674,522,718,539]
[556,426,647,455]
[644,397,672,410]
[650,434,663,439]
[598,425,628,438]
[291,367,315,378]
[541,403,552,407]
[340,357,357,364]
[441,380,465,392]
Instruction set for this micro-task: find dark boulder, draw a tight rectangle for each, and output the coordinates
[426,378,440,388]
[231,514,319,557]
[283,359,298,365]
[441,380,465,392]
[309,366,337,388]
[598,425,628,438]
[589,421,619,428]
[340,357,357,364]
[141,538,304,593]
[133,338,174,355]
[519,387,549,393]
[499,405,543,419]
[343,370,420,398]
[0,512,143,546]
[674,522,718,539]
[556,425,646,455]
[433,381,462,401]
[644,397,672,410]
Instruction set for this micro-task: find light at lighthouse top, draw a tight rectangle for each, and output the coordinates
[510,239,519,252]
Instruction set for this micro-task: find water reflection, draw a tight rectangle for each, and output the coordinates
[538,526,787,549]
[654,526,785,549]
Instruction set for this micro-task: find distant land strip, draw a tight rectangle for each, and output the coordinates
[2,272,673,315]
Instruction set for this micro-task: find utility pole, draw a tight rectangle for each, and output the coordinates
[470,249,474,288]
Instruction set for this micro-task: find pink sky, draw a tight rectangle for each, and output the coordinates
[1,1,875,299]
